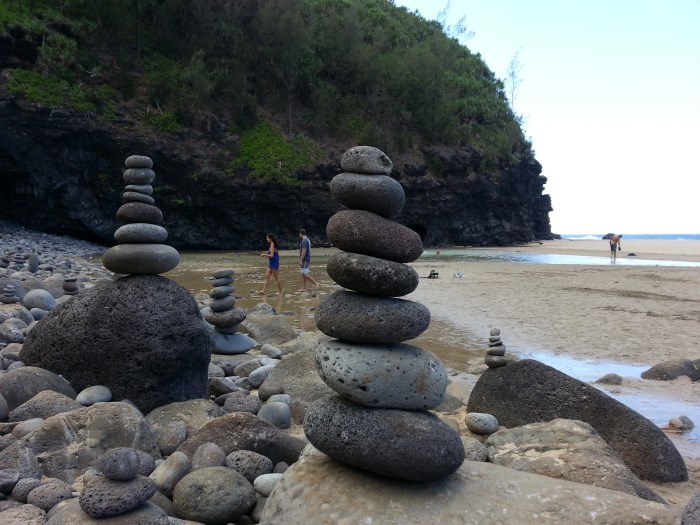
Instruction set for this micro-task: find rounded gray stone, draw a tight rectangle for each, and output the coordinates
[340,146,393,174]
[125,184,153,195]
[465,412,500,435]
[485,355,508,368]
[22,289,56,311]
[223,392,262,414]
[102,244,180,275]
[248,364,276,388]
[11,477,41,502]
[315,290,430,344]
[116,202,163,225]
[212,276,234,287]
[209,286,234,299]
[79,475,157,517]
[253,473,283,497]
[486,346,506,356]
[257,401,291,429]
[315,340,447,409]
[26,479,73,511]
[225,450,273,483]
[327,210,423,263]
[209,296,235,312]
[212,269,235,278]
[172,466,256,524]
[29,308,48,320]
[123,167,155,185]
[303,395,464,481]
[213,333,256,355]
[122,191,155,205]
[330,173,405,218]
[114,223,168,244]
[98,447,141,481]
[124,155,153,169]
[327,252,419,297]
[205,307,246,328]
[75,385,112,406]
[191,442,226,470]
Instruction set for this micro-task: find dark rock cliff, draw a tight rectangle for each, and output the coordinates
[0,92,553,251]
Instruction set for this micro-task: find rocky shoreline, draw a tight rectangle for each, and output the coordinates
[0,221,697,524]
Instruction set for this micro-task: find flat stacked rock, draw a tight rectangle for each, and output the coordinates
[102,155,180,276]
[0,284,19,304]
[204,269,256,354]
[62,277,79,296]
[485,328,508,368]
[306,146,464,481]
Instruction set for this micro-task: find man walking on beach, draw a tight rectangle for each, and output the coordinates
[610,234,623,260]
[298,229,319,292]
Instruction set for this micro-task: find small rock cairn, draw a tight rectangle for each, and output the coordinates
[102,155,180,276]
[0,284,19,304]
[304,146,464,481]
[204,269,255,354]
[63,276,79,296]
[485,327,507,368]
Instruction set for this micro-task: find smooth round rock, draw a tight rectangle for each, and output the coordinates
[465,412,500,435]
[315,340,447,409]
[315,290,430,344]
[98,447,141,480]
[209,286,234,299]
[125,183,153,195]
[213,333,257,355]
[340,146,393,174]
[257,401,291,429]
[485,355,508,368]
[486,346,506,356]
[191,442,227,470]
[116,202,163,225]
[172,466,256,524]
[29,308,48,320]
[125,155,153,169]
[205,307,246,328]
[253,473,283,497]
[209,296,235,312]
[79,475,157,517]
[303,395,464,481]
[223,392,262,414]
[22,289,56,311]
[123,167,156,185]
[327,210,423,263]
[114,223,168,244]
[122,191,155,205]
[490,328,501,336]
[326,252,419,297]
[212,269,235,278]
[75,385,112,406]
[212,276,234,287]
[102,244,179,275]
[330,173,405,218]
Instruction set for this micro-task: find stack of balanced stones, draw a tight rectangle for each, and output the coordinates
[485,328,508,368]
[204,269,256,354]
[63,277,79,296]
[0,284,19,304]
[102,155,180,276]
[304,146,465,481]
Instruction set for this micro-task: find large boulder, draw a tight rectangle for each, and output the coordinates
[240,313,297,346]
[641,359,700,381]
[20,275,213,414]
[260,451,678,524]
[485,419,663,502]
[466,359,687,482]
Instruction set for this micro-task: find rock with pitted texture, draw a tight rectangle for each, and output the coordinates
[79,476,156,518]
[340,146,393,175]
[102,244,179,275]
[330,173,405,218]
[326,252,419,297]
[0,366,76,411]
[315,290,430,344]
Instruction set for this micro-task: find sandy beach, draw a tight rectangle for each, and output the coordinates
[406,239,700,507]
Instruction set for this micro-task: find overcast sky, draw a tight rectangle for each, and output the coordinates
[394,0,700,234]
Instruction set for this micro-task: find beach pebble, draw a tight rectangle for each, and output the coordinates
[75,385,112,406]
[79,475,157,517]
[595,373,623,385]
[233,359,261,377]
[28,308,48,320]
[490,328,501,336]
[98,447,141,481]
[26,479,72,511]
[484,355,508,368]
[340,146,393,175]
[8,390,82,422]
[11,418,43,438]
[191,442,226,470]
[21,289,55,311]
[669,415,694,431]
[260,344,282,359]
[122,191,155,205]
[213,333,257,354]
[330,173,405,218]
[253,473,284,497]
[257,401,291,429]
[122,167,156,185]
[223,392,261,415]
[266,394,292,405]
[124,155,153,169]
[461,437,489,462]
[326,252,419,297]
[102,243,179,275]
[113,223,168,244]
[149,451,191,498]
[155,421,188,456]
[208,363,225,378]
[0,468,20,492]
[465,412,500,435]
[11,477,41,502]
[248,364,276,388]
[172,466,256,524]
[225,451,273,483]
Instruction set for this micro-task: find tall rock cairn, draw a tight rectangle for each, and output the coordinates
[304,146,465,481]
[102,155,180,276]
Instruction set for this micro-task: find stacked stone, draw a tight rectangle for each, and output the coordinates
[102,155,180,276]
[11,253,27,270]
[204,269,255,354]
[0,256,9,269]
[485,328,507,368]
[79,447,158,518]
[0,284,20,304]
[304,146,464,482]
[63,277,79,296]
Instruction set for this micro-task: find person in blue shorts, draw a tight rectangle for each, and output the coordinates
[298,228,319,292]
[609,233,623,260]
[259,233,283,294]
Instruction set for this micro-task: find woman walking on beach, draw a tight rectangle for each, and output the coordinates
[259,233,283,295]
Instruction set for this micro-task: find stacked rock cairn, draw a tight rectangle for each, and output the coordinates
[204,269,256,354]
[485,327,507,368]
[102,155,180,276]
[63,276,79,296]
[303,146,465,481]
[0,284,19,304]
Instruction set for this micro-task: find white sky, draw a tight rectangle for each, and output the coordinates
[394,0,700,234]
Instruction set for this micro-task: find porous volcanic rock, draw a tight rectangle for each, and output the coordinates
[326,252,419,297]
[330,173,405,218]
[466,359,687,482]
[20,275,213,414]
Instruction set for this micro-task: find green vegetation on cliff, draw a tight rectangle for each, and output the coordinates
[2,0,531,171]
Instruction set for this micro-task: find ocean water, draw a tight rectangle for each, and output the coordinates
[563,233,700,241]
